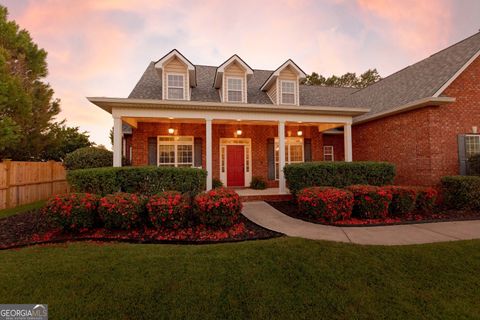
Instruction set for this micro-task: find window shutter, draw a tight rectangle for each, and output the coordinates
[194,138,202,167]
[148,137,157,165]
[267,138,275,180]
[458,134,468,175]
[304,138,312,162]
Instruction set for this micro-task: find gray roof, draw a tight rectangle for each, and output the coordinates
[128,32,480,120]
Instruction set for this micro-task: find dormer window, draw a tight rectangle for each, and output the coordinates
[227,77,243,102]
[281,80,295,105]
[167,73,185,100]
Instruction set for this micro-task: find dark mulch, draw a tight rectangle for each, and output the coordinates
[267,200,480,227]
[0,209,282,250]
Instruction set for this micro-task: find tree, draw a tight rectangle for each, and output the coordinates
[0,6,92,160]
[41,124,93,161]
[303,68,381,88]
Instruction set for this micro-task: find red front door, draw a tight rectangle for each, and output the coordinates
[227,145,245,187]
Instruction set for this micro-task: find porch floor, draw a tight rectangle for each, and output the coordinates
[235,188,292,202]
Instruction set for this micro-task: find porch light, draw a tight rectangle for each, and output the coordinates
[168,128,175,135]
[236,129,242,136]
[297,130,303,136]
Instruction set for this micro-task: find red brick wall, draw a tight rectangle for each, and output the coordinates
[130,122,325,187]
[353,56,480,186]
[322,134,345,161]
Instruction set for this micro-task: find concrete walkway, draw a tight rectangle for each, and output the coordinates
[242,201,480,245]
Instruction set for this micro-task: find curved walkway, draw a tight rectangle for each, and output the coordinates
[242,201,480,245]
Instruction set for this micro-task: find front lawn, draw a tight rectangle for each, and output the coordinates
[0,238,479,319]
[0,200,45,219]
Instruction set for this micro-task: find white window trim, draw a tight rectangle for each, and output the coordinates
[157,136,194,167]
[226,76,244,103]
[274,137,304,180]
[465,134,480,158]
[166,72,186,100]
[323,145,334,161]
[280,80,296,105]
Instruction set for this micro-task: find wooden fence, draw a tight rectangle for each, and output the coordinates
[0,160,69,210]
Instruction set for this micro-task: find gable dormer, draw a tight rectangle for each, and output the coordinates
[214,55,253,103]
[261,60,306,106]
[155,49,196,101]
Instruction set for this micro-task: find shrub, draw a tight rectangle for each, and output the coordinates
[98,193,145,229]
[346,185,393,219]
[297,187,354,222]
[414,187,438,213]
[250,176,267,190]
[212,178,224,189]
[468,154,480,175]
[64,147,113,170]
[441,176,480,210]
[194,187,242,227]
[284,162,396,195]
[67,166,207,196]
[43,193,99,231]
[146,191,190,229]
[384,186,417,216]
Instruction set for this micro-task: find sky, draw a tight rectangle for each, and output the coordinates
[1,0,480,148]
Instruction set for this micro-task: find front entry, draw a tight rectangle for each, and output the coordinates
[226,145,245,187]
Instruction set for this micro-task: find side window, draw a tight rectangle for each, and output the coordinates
[323,146,334,161]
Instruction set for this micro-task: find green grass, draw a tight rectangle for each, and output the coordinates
[0,200,45,219]
[0,238,479,319]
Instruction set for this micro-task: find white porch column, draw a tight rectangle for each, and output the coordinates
[113,116,123,167]
[278,120,286,194]
[206,118,213,190]
[344,122,353,162]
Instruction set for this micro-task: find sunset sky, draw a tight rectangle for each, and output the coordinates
[1,0,479,148]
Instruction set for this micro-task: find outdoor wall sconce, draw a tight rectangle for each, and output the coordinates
[236,129,243,136]
[297,130,303,136]
[168,128,175,135]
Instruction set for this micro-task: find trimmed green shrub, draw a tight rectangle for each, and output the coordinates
[98,193,146,229]
[212,178,224,189]
[297,187,354,222]
[64,147,113,170]
[146,191,190,229]
[194,187,242,227]
[468,154,480,175]
[384,186,417,216]
[250,176,267,190]
[67,166,207,196]
[442,176,480,210]
[284,161,395,195]
[414,187,438,213]
[346,185,393,219]
[43,193,99,231]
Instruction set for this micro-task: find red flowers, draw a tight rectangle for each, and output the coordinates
[297,187,354,222]
[346,185,393,219]
[98,193,145,230]
[194,187,242,227]
[384,186,417,216]
[43,193,99,231]
[146,191,190,229]
[414,187,438,212]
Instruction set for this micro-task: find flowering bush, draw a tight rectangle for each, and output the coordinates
[146,191,190,229]
[43,193,99,231]
[297,187,354,222]
[346,185,393,219]
[414,187,438,213]
[98,193,145,229]
[384,186,417,216]
[194,187,242,227]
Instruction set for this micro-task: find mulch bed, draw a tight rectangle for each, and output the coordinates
[267,200,480,227]
[0,209,282,250]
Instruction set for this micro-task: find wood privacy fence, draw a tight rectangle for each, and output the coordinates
[0,160,69,210]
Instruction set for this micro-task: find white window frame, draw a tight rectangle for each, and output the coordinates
[323,145,334,161]
[466,134,480,158]
[226,76,244,103]
[166,72,185,100]
[157,136,194,167]
[274,137,304,180]
[280,80,296,105]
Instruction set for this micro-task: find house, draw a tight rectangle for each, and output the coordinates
[88,32,480,190]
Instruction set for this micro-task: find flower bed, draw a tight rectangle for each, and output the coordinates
[346,185,392,219]
[297,187,353,222]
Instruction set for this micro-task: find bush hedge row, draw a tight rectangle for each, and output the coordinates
[67,166,207,196]
[441,176,480,210]
[284,161,396,195]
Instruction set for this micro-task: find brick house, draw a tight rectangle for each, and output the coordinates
[89,32,480,191]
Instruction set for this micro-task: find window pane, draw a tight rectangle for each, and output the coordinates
[290,145,303,162]
[323,146,334,161]
[466,136,480,158]
[282,81,294,93]
[159,145,175,164]
[177,144,193,164]
[227,78,242,91]
[168,87,184,99]
[282,93,295,104]
[228,90,242,102]
[168,74,184,87]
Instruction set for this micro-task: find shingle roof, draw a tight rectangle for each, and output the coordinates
[128,32,480,120]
